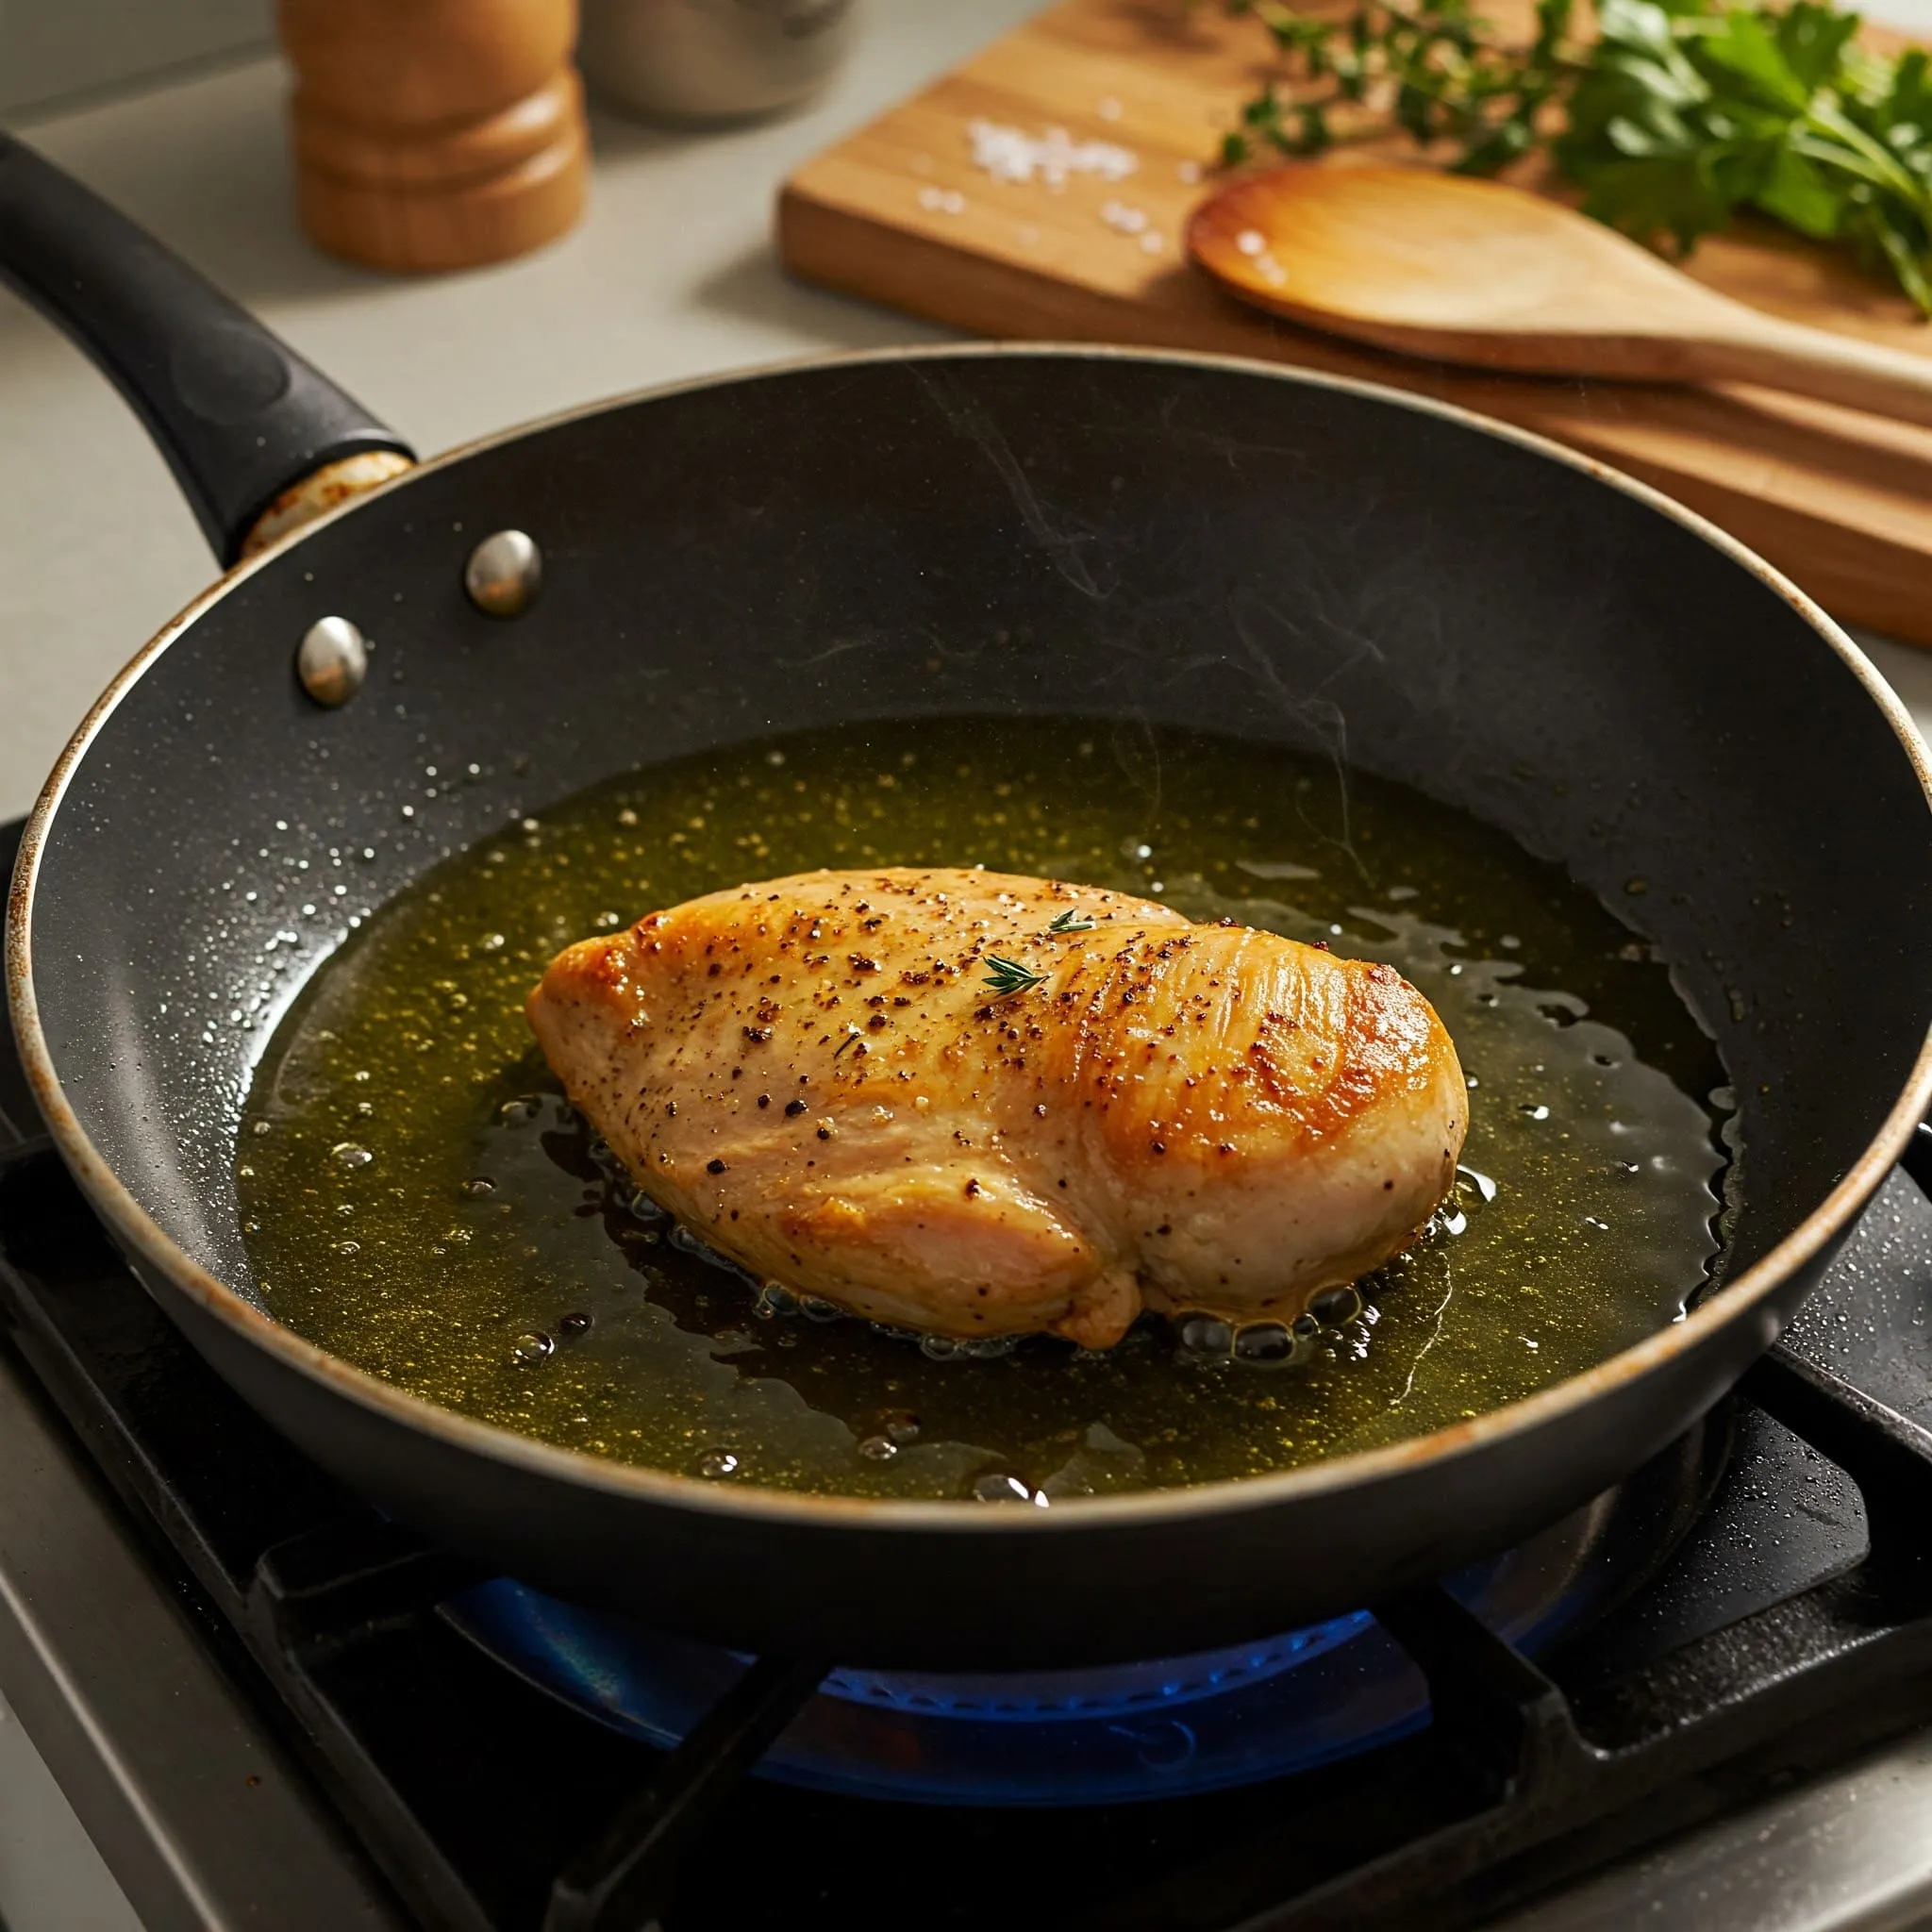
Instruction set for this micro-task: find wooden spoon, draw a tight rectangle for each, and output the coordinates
[1189,163,1932,427]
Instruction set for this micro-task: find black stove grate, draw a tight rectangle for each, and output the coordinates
[3,1023,1932,1926]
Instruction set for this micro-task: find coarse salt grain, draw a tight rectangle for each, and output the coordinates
[1176,159,1203,183]
[1097,95,1124,120]
[1236,228,1267,257]
[918,185,967,214]
[967,117,1139,188]
[1100,199,1148,234]
[1140,230,1165,253]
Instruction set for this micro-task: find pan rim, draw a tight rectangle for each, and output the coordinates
[12,338,1932,1538]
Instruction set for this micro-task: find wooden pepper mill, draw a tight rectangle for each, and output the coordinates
[279,0,589,274]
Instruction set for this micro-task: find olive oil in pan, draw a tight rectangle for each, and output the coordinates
[238,718,1727,1502]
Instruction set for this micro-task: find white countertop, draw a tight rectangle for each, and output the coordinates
[7,0,1932,823]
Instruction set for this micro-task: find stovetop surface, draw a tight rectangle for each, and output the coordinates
[3,807,1932,1931]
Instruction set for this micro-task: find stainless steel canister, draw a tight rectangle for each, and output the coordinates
[577,0,860,124]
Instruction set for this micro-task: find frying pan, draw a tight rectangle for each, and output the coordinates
[5,132,1931,1673]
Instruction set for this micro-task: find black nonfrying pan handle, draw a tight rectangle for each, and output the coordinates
[0,132,414,567]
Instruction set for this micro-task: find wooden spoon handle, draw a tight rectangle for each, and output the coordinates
[1687,315,1932,430]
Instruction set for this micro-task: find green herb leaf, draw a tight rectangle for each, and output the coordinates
[1777,0,1862,92]
[1695,10,1810,114]
[1045,909,1098,933]
[983,955,1050,996]
[1757,140,1845,233]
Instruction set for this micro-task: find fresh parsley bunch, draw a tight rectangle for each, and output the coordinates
[1221,0,1932,312]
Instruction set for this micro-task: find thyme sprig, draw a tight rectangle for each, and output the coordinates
[1221,0,1574,175]
[1217,0,1932,313]
[1045,909,1098,933]
[983,954,1050,995]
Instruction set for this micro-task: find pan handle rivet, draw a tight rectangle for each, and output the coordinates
[296,616,368,707]
[464,529,542,619]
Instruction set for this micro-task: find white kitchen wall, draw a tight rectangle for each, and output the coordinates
[0,0,272,118]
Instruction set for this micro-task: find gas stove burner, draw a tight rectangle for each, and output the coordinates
[442,1415,1721,1805]
[447,1585,1377,1802]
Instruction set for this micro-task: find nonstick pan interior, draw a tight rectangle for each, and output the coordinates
[15,348,1932,1666]
[25,350,1929,1303]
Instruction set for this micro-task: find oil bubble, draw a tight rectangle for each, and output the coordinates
[558,1311,592,1338]
[698,1450,740,1478]
[1307,1286,1362,1325]
[461,1176,496,1197]
[1234,1322,1292,1365]
[619,1186,666,1223]
[331,1141,374,1169]
[755,1281,799,1319]
[958,1335,1019,1359]
[511,1331,554,1366]
[858,1435,899,1461]
[1178,1313,1234,1356]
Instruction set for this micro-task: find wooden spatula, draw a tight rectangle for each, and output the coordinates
[1189,163,1932,427]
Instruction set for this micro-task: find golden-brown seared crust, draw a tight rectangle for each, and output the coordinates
[526,868,1467,1347]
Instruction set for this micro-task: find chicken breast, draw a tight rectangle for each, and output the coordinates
[527,868,1467,1349]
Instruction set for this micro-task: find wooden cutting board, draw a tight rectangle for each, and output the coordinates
[779,0,1932,646]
